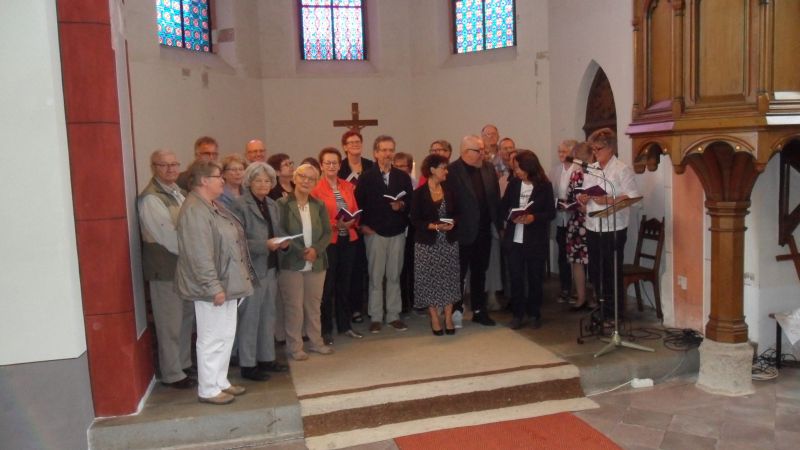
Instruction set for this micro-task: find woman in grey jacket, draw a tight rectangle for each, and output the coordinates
[277,163,333,361]
[231,162,290,381]
[176,160,255,405]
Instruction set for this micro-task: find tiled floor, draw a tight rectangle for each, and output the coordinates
[252,368,800,450]
[574,368,800,450]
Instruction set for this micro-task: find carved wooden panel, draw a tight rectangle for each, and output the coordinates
[583,67,617,139]
[646,0,672,109]
[694,0,748,102]
[772,0,800,93]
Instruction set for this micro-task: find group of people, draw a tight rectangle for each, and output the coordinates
[138,125,639,405]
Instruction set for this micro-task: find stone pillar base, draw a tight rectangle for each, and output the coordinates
[696,339,754,396]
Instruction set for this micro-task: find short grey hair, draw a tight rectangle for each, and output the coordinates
[150,148,176,166]
[242,161,276,189]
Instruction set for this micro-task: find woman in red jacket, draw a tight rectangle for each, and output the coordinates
[312,147,364,344]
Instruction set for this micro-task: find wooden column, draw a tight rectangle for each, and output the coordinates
[683,144,761,343]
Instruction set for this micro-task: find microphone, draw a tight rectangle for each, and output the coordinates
[565,156,598,170]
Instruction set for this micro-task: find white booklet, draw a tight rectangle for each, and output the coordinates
[270,233,303,244]
[383,191,407,201]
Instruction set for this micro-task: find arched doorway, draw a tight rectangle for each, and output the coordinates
[583,67,617,141]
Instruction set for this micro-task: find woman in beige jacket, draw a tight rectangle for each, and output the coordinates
[176,160,254,405]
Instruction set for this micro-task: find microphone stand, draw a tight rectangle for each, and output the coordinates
[571,161,654,357]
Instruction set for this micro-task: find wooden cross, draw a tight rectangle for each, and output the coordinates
[333,102,378,132]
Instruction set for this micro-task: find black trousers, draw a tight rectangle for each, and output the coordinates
[556,226,572,293]
[349,233,368,317]
[587,228,627,318]
[456,228,492,314]
[507,243,546,319]
[321,237,356,335]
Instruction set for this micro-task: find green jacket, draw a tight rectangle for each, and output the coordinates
[276,194,331,272]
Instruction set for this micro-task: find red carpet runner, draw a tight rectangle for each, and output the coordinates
[395,412,622,450]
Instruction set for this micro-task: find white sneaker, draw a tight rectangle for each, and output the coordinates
[452,310,463,329]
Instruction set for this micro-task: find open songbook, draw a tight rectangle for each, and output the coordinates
[336,208,362,221]
[506,201,534,221]
[558,200,580,211]
[574,185,607,197]
[270,233,304,244]
[383,191,407,201]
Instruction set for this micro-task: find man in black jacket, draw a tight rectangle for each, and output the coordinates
[448,135,503,326]
[355,135,414,333]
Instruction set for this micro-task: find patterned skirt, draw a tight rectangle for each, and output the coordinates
[414,232,461,308]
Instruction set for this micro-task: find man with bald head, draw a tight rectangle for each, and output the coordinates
[138,149,196,389]
[448,135,503,326]
[245,139,267,163]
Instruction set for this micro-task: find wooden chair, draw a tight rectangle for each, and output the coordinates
[622,216,665,319]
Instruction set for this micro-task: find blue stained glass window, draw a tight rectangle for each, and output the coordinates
[454,0,515,54]
[301,0,365,60]
[156,0,211,52]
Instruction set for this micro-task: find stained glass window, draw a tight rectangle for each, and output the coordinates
[454,0,515,54]
[156,0,211,52]
[300,0,365,60]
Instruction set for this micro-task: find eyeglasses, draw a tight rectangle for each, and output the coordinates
[153,162,180,169]
[281,161,295,168]
[345,140,362,145]
[199,152,219,158]
[206,174,223,179]
[296,174,318,183]
[591,145,610,152]
[247,149,266,154]
[224,167,244,172]
[321,161,340,167]
[466,148,482,153]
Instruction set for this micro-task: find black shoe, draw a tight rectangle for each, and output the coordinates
[240,366,271,382]
[472,312,496,326]
[183,365,198,378]
[352,312,364,323]
[432,328,444,336]
[323,334,334,345]
[508,317,525,330]
[258,360,289,373]
[162,377,197,389]
[445,328,456,335]
[570,303,588,312]
[530,317,542,329]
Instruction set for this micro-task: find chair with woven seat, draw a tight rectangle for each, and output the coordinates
[623,215,665,319]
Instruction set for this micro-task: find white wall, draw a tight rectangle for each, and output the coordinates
[0,1,86,364]
[257,0,550,168]
[126,0,268,188]
[746,156,800,351]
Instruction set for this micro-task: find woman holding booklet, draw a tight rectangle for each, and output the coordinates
[500,150,555,330]
[312,147,364,344]
[564,142,596,311]
[411,154,461,335]
[276,163,333,361]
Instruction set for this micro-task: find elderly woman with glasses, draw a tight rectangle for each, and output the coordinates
[175,160,254,405]
[276,163,333,361]
[218,153,247,209]
[311,148,363,345]
[230,162,290,382]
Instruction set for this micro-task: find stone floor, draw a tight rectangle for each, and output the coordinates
[249,368,800,450]
[92,278,797,449]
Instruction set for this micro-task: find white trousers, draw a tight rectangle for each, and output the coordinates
[364,233,405,323]
[194,300,237,398]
